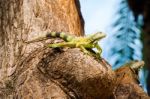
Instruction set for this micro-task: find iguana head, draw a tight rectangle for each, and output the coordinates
[88,32,106,43]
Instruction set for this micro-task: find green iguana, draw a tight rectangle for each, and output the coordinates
[27,32,106,58]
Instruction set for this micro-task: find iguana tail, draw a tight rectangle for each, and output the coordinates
[25,32,75,43]
[46,32,75,42]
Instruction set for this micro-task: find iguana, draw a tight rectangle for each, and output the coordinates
[27,32,106,58]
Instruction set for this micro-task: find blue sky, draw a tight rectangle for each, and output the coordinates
[80,0,118,34]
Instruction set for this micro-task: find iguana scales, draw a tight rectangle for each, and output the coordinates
[27,32,106,58]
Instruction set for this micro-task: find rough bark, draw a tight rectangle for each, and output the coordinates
[114,65,150,99]
[0,0,84,81]
[8,48,115,98]
[0,0,116,98]
[0,0,149,99]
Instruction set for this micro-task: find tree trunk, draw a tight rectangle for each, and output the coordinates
[0,0,116,98]
[0,0,149,99]
[0,0,84,80]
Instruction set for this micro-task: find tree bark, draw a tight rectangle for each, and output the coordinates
[0,0,116,98]
[0,0,149,99]
[114,63,150,99]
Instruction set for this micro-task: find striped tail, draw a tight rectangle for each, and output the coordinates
[46,32,74,42]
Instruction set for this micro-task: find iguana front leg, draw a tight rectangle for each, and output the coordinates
[95,43,102,56]
[79,46,91,54]
[79,46,99,58]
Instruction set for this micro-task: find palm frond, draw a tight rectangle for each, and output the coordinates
[106,0,143,69]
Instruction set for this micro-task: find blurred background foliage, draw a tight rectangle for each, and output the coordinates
[106,0,143,69]
[80,0,150,95]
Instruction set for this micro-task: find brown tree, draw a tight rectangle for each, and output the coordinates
[0,0,149,98]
